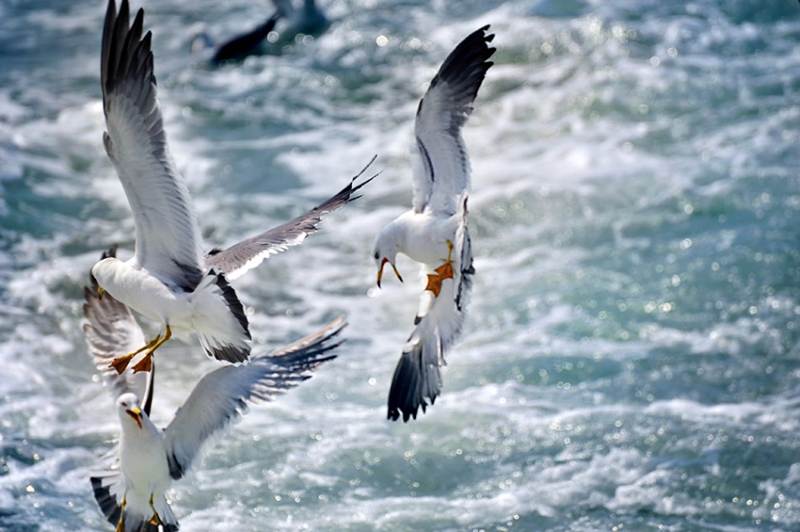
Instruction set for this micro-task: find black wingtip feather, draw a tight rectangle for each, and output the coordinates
[317,154,380,213]
[102,0,157,118]
[215,272,250,339]
[91,476,122,526]
[200,271,251,364]
[429,25,496,104]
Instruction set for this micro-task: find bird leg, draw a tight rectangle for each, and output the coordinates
[424,240,455,298]
[115,495,127,532]
[147,493,165,527]
[109,335,161,374]
[131,325,172,374]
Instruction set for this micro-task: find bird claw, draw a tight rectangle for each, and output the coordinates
[109,353,135,374]
[115,496,127,532]
[424,241,455,298]
[148,494,165,527]
[131,353,153,373]
[109,333,162,374]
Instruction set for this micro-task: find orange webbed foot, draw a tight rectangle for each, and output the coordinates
[131,353,153,374]
[424,241,456,298]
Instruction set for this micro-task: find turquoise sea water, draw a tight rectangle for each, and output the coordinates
[2,0,800,530]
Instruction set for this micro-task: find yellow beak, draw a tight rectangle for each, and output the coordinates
[97,286,105,300]
[126,407,143,429]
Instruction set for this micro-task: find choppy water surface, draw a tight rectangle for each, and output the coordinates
[2,0,800,530]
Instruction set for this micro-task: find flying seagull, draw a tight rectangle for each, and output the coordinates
[84,254,346,532]
[93,0,374,375]
[372,26,495,421]
[191,11,284,64]
[212,11,283,63]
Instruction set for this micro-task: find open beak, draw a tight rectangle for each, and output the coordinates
[377,258,403,288]
[126,407,143,430]
[97,286,105,301]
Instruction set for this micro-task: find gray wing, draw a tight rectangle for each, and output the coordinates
[204,157,378,280]
[411,26,495,215]
[84,245,150,404]
[102,0,204,287]
[162,317,346,479]
[388,198,473,422]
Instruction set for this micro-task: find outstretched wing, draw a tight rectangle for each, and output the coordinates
[204,157,378,280]
[162,317,346,479]
[411,26,495,216]
[84,245,151,406]
[388,205,473,422]
[102,0,204,287]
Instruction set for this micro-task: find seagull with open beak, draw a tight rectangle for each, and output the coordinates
[371,26,495,421]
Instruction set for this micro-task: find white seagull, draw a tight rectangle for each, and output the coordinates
[84,255,346,532]
[372,26,495,422]
[93,0,374,375]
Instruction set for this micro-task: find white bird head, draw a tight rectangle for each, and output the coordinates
[116,393,144,430]
[372,226,404,288]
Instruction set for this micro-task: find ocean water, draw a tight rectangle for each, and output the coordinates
[1,0,800,530]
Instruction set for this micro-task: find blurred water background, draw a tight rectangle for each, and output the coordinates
[1,0,800,530]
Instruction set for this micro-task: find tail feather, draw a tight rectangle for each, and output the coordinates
[387,331,443,422]
[91,474,179,531]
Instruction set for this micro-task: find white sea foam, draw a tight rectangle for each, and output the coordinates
[1,1,799,531]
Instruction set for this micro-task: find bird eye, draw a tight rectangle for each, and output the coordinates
[374,252,380,260]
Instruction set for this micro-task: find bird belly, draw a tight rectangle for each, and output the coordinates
[95,260,193,327]
[126,277,195,331]
[403,214,458,266]
[120,434,171,503]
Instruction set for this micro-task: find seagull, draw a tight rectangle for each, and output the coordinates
[93,0,374,375]
[372,26,495,422]
[84,254,346,532]
[190,6,287,64]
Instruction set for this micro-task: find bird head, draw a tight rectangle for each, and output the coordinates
[372,229,403,288]
[117,393,144,430]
